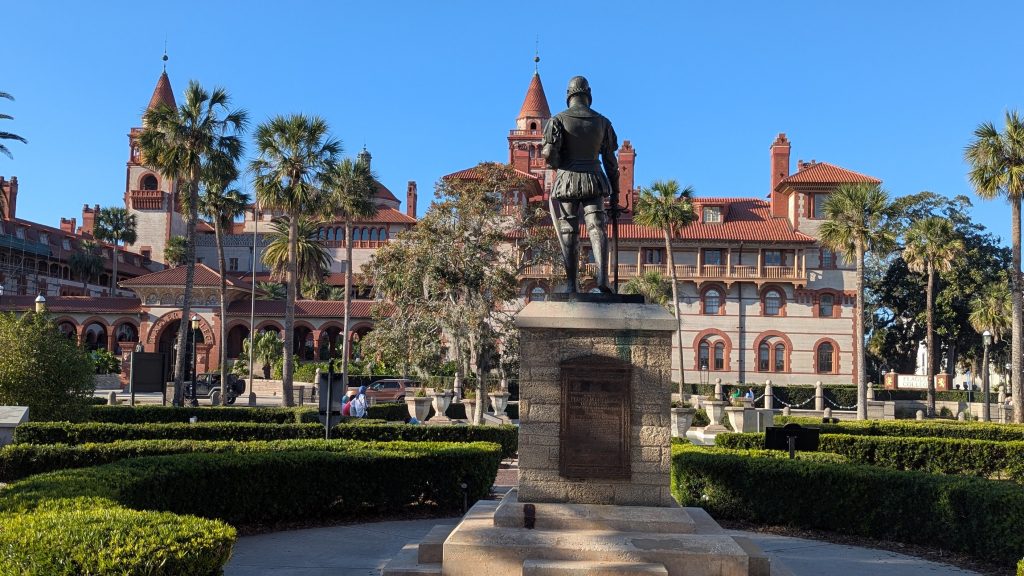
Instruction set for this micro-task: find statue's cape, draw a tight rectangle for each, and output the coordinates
[558,105,605,120]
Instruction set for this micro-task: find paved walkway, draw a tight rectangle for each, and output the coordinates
[224,517,982,576]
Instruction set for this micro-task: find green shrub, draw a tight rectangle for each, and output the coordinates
[693,408,710,427]
[90,349,122,375]
[716,432,1024,481]
[368,402,412,421]
[671,444,1024,566]
[1018,558,1023,576]
[0,312,95,421]
[0,504,233,576]
[0,443,502,521]
[77,404,320,424]
[12,421,518,458]
[773,416,1024,442]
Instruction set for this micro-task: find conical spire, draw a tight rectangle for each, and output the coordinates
[517,71,551,121]
[146,71,177,111]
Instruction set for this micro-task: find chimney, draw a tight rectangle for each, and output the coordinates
[770,134,791,218]
[0,176,17,220]
[60,217,76,234]
[80,204,98,237]
[406,181,418,219]
[617,141,636,213]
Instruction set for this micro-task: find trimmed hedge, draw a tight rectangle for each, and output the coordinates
[12,421,518,459]
[1018,558,1023,576]
[774,416,1024,442]
[671,444,1024,566]
[715,432,1024,482]
[0,443,502,520]
[74,403,408,424]
[0,438,495,482]
[0,441,501,575]
[0,504,234,576]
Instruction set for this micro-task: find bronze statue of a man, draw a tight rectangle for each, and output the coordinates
[541,76,619,294]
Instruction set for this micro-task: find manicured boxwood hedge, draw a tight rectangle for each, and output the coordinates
[0,441,501,575]
[774,416,1024,442]
[75,402,410,424]
[715,432,1024,482]
[671,444,1024,566]
[12,421,519,458]
[0,443,502,520]
[0,504,234,576]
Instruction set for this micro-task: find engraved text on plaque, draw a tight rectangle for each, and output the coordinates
[559,355,631,479]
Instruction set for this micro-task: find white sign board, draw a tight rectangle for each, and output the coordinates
[899,375,929,390]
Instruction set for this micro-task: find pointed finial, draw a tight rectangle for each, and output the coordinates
[534,36,540,73]
[162,39,168,72]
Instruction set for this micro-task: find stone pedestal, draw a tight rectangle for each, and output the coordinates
[383,300,778,576]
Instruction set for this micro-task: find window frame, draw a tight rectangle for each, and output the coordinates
[702,206,722,223]
[816,342,836,374]
[702,287,722,315]
[764,289,782,316]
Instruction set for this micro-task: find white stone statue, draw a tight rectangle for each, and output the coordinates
[915,341,928,376]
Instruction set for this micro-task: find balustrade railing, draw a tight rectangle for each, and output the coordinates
[519,262,806,281]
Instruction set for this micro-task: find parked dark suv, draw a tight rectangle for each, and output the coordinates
[184,372,246,405]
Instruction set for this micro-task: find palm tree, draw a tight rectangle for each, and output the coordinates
[262,217,332,294]
[234,331,284,379]
[256,281,286,300]
[633,180,697,401]
[903,216,965,416]
[251,115,339,406]
[621,269,671,307]
[969,279,1012,421]
[92,207,138,295]
[68,240,103,293]
[164,236,188,266]
[0,91,27,167]
[199,157,251,406]
[965,111,1024,424]
[324,156,378,392]
[819,183,895,420]
[139,81,247,405]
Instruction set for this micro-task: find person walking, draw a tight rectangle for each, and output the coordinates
[350,385,368,418]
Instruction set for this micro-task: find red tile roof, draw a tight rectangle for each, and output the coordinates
[617,199,815,243]
[444,165,545,198]
[120,263,253,289]
[0,295,142,314]
[354,207,416,224]
[226,299,382,318]
[777,161,880,188]
[147,71,177,111]
[518,72,551,120]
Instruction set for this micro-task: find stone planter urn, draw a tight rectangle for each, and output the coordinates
[405,396,432,422]
[488,392,510,417]
[462,398,476,421]
[430,392,453,421]
[725,405,759,433]
[671,407,696,437]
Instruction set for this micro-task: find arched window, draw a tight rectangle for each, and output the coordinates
[141,174,158,190]
[757,335,789,373]
[816,342,835,373]
[820,294,834,317]
[758,342,770,371]
[698,340,710,369]
[369,229,378,242]
[764,289,782,316]
[703,289,721,315]
[380,228,389,241]
[713,342,724,370]
[529,121,537,130]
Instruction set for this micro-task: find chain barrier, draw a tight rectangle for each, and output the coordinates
[774,396,814,409]
[825,397,858,410]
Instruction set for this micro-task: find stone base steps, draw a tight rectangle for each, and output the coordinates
[523,559,668,576]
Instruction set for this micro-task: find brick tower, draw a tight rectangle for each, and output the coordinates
[508,64,553,192]
[123,67,185,264]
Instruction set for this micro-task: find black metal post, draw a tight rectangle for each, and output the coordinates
[325,359,334,440]
[982,340,991,422]
[787,435,796,460]
[190,324,198,407]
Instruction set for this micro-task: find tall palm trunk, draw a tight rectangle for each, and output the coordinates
[662,229,685,399]
[1012,199,1023,423]
[173,176,199,405]
[340,219,354,395]
[855,241,867,420]
[215,219,229,406]
[110,241,119,296]
[925,262,936,416]
[282,216,298,407]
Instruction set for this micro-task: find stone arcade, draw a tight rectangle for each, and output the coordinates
[383,299,783,576]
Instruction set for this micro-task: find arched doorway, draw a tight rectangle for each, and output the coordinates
[157,319,207,379]
[293,326,315,361]
[82,322,108,351]
[319,325,343,360]
[226,324,250,359]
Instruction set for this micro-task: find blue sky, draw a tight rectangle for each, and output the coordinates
[2,1,1023,245]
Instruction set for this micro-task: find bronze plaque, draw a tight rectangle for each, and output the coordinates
[559,355,631,479]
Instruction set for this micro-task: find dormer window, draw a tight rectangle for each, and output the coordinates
[38,233,48,245]
[703,206,722,223]
[15,228,24,240]
[62,239,71,250]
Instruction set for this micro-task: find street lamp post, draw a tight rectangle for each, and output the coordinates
[190,314,200,407]
[982,330,992,422]
[248,203,260,407]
